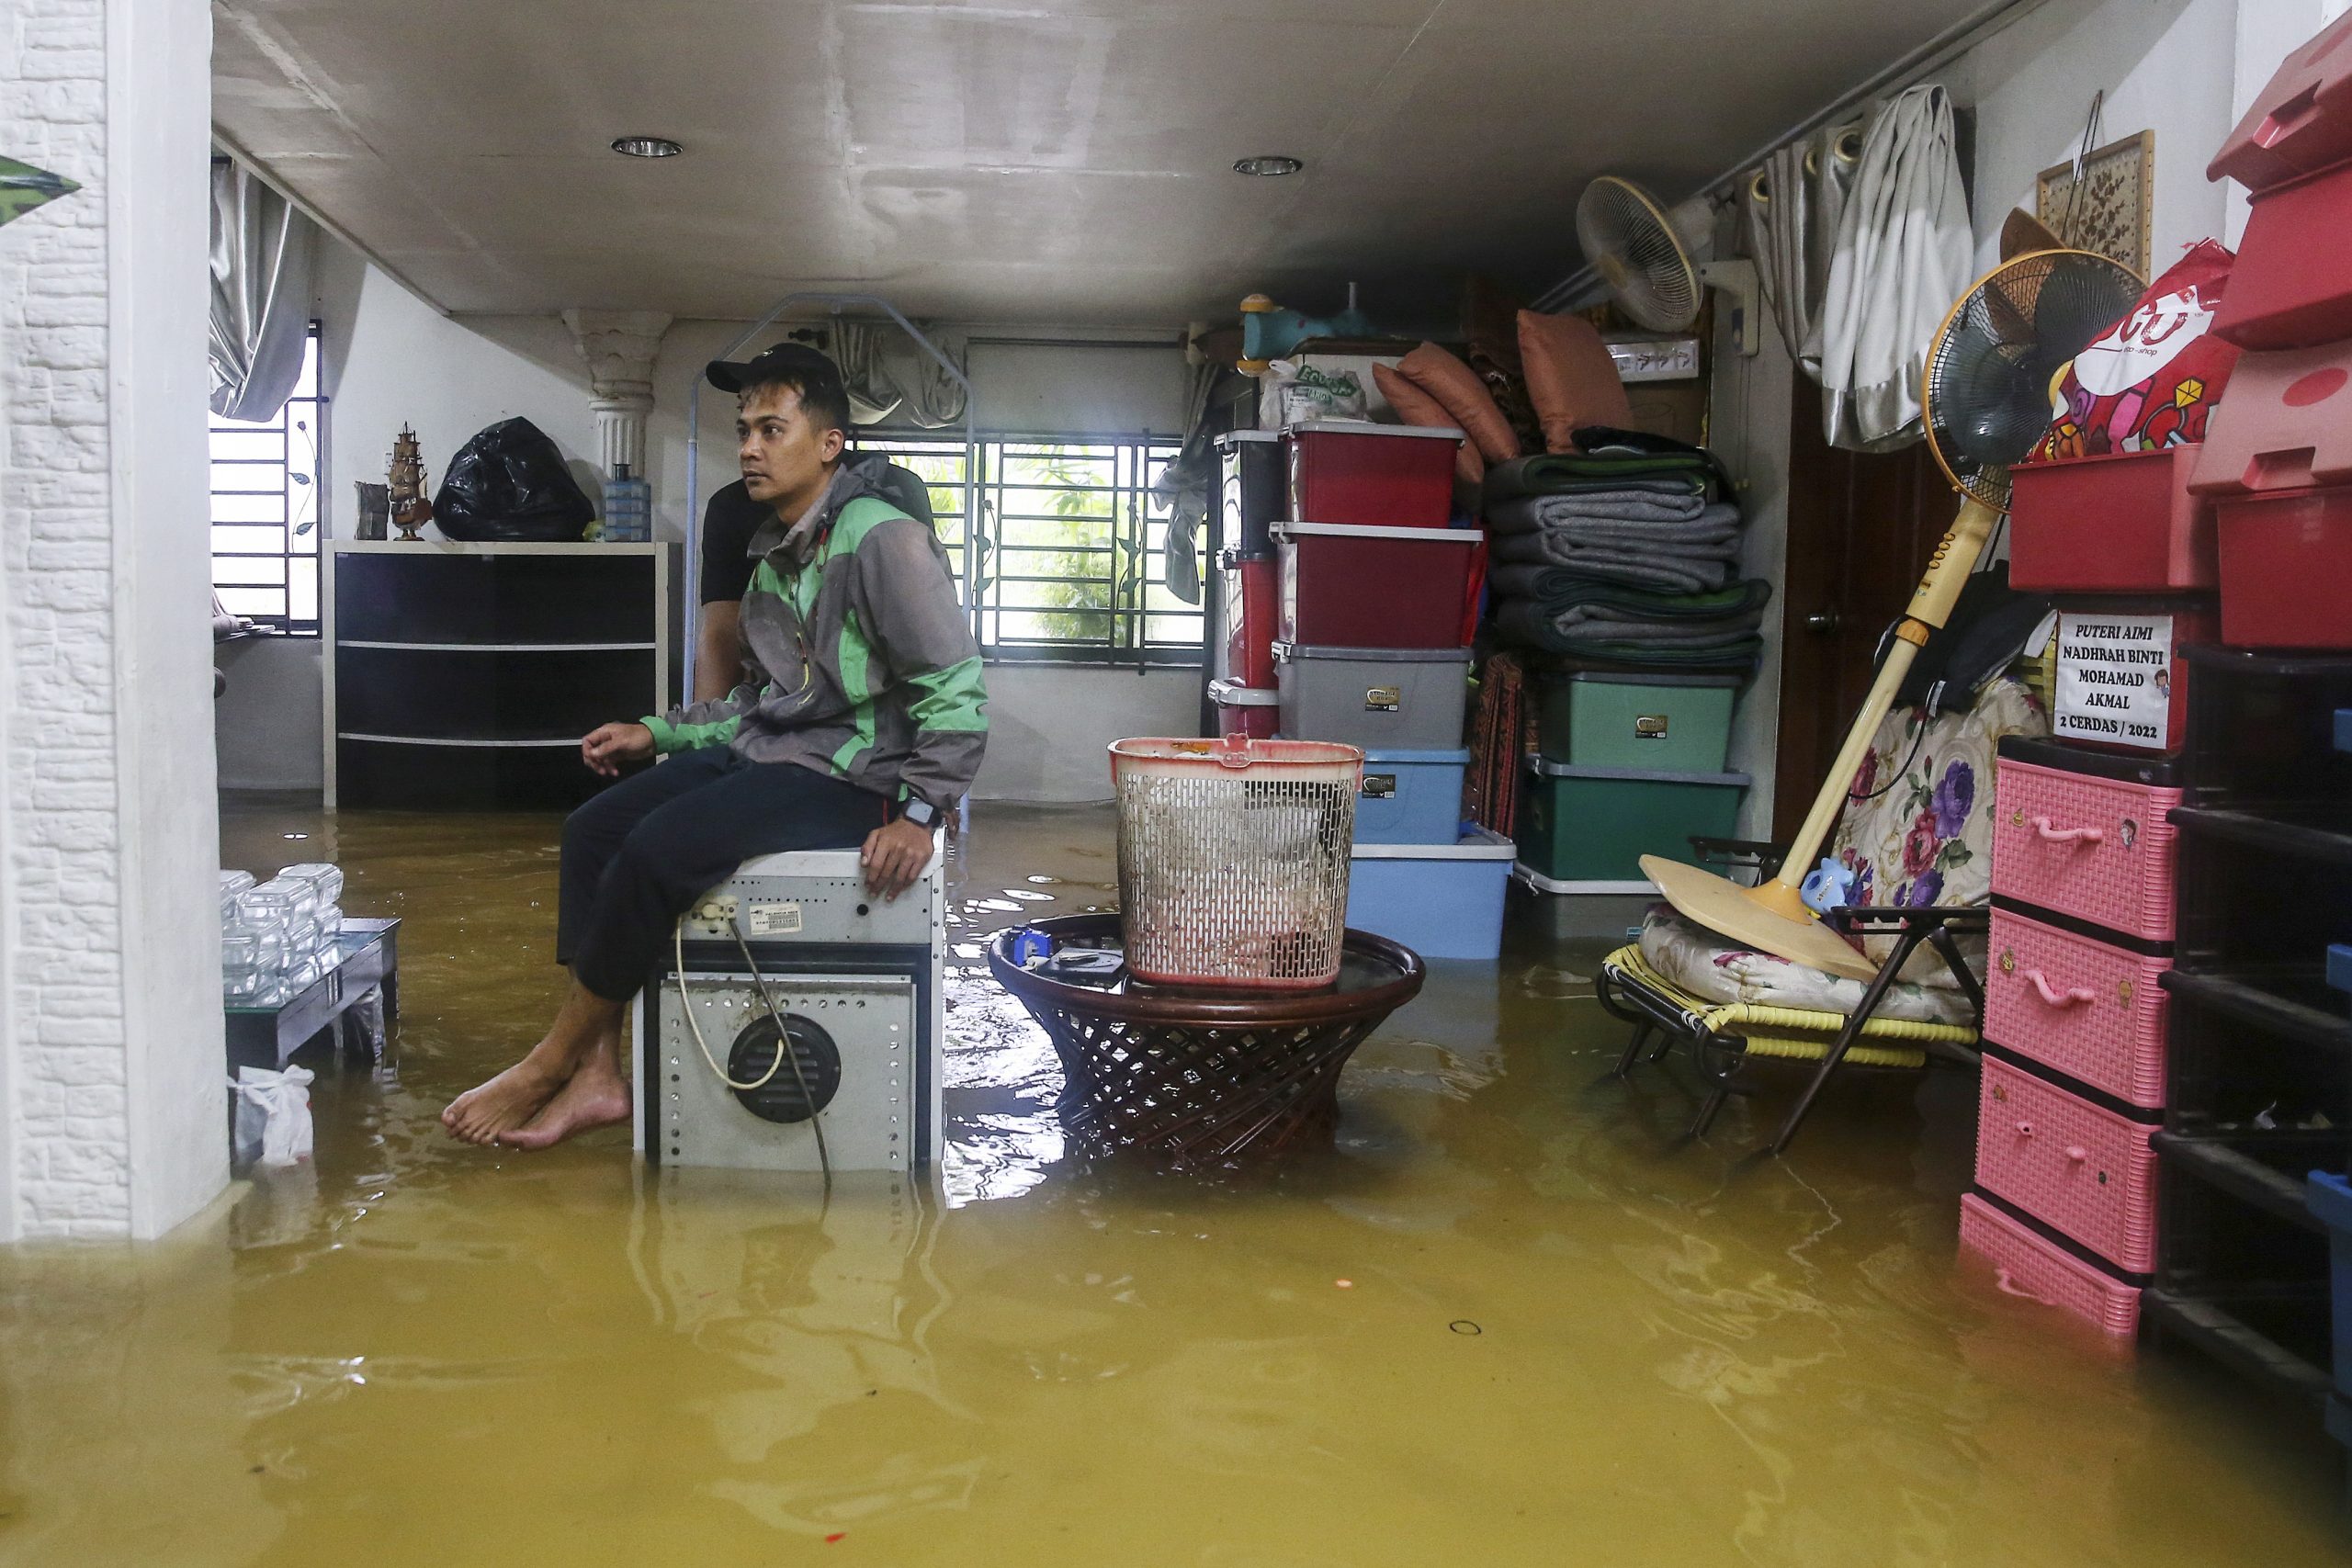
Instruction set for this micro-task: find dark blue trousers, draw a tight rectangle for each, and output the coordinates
[556,749,888,999]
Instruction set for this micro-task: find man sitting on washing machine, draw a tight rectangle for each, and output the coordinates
[442,344,986,1150]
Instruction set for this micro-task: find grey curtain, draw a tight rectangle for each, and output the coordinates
[208,160,315,422]
[834,321,968,428]
[1743,115,1863,371]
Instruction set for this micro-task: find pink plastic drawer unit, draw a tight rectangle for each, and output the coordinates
[1990,739,2182,942]
[1974,1057,2159,1273]
[1985,905,2172,1109]
[1959,1194,2142,1337]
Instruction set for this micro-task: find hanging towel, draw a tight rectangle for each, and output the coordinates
[1804,84,1973,452]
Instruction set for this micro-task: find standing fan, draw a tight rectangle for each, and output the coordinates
[1577,175,1762,355]
[1640,249,2143,979]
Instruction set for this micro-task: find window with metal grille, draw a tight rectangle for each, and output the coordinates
[854,431,1198,664]
[210,321,325,634]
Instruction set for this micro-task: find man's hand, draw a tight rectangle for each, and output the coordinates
[581,721,655,777]
[861,816,935,901]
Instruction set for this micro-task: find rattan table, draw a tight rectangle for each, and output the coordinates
[988,913,1424,1165]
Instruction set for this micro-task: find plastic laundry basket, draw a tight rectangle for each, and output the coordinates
[1110,736,1363,990]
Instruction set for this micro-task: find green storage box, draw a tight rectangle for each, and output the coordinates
[1535,672,1739,772]
[1515,759,1750,883]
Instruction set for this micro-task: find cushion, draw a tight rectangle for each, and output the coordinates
[1373,363,1484,487]
[1634,908,1976,1026]
[1396,342,1521,464]
[1518,310,1633,454]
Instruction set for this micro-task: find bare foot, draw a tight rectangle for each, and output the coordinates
[442,1056,565,1145]
[503,1061,632,1151]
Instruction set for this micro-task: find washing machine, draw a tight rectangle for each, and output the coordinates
[632,847,944,1173]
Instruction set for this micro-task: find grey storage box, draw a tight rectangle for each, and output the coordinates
[1273,641,1473,750]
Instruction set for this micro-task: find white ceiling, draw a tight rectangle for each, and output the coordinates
[212,0,1989,325]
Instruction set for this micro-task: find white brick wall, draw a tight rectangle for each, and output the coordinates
[2,0,130,1236]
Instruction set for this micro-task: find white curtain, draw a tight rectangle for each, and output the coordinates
[1804,84,1973,452]
[208,160,315,422]
[1743,115,1863,370]
[833,321,968,428]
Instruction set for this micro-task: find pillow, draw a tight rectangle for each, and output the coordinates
[1396,343,1521,464]
[1373,363,1484,487]
[1518,310,1633,453]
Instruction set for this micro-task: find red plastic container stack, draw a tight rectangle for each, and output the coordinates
[2191,6,2352,651]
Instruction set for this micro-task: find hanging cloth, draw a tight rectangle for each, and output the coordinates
[1804,85,1973,451]
[1149,358,1231,605]
[208,160,315,422]
[1743,117,1862,369]
[832,321,968,429]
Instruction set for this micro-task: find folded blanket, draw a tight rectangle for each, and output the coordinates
[1488,529,1738,593]
[1494,596,1766,649]
[1486,491,1707,530]
[1487,494,1743,536]
[1485,570,1774,620]
[1485,452,1720,505]
[1493,599,1764,667]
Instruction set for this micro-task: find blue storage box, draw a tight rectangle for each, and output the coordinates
[2309,1170,2352,1394]
[1354,748,1470,845]
[1346,828,1514,960]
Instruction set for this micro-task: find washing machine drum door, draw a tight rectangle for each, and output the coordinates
[726,1014,842,1122]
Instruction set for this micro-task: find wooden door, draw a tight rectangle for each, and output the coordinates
[1771,394,1954,841]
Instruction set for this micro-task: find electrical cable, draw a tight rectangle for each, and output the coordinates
[729,928,834,1190]
[673,922,789,1091]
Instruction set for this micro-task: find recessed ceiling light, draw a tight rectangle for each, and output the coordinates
[611,136,683,159]
[1233,155,1303,177]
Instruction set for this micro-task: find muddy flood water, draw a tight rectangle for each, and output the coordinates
[0,797,2341,1565]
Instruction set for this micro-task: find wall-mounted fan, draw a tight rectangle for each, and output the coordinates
[1576,175,1762,355]
[1639,248,2143,979]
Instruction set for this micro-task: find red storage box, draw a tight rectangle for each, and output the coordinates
[1208,678,1279,739]
[2208,10,2352,190]
[2214,485,2352,649]
[1218,551,1278,687]
[1959,1193,2143,1337]
[2008,446,2217,592]
[1984,904,2172,1109]
[1975,1055,2158,1274]
[1276,522,1482,649]
[2049,595,2217,753]
[2214,162,2352,349]
[1285,419,1463,529]
[2190,338,2352,495]
[1991,738,2182,943]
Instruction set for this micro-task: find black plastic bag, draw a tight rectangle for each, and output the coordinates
[433,417,594,541]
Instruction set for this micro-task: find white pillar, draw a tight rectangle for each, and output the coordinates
[0,0,224,1239]
[562,309,672,478]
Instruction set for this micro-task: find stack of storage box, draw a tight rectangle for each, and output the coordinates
[1262,420,1512,960]
[1512,673,1749,897]
[2149,652,2352,1416]
[2195,7,2352,656]
[1960,324,2231,1332]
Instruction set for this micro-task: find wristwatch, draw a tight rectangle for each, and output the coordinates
[899,797,941,829]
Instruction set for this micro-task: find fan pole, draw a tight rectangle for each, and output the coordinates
[1641,496,2000,979]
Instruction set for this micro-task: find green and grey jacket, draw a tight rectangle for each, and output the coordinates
[643,462,987,812]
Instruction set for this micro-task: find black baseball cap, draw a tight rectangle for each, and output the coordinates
[705,341,845,396]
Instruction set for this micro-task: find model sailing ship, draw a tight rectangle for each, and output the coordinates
[388,424,433,541]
